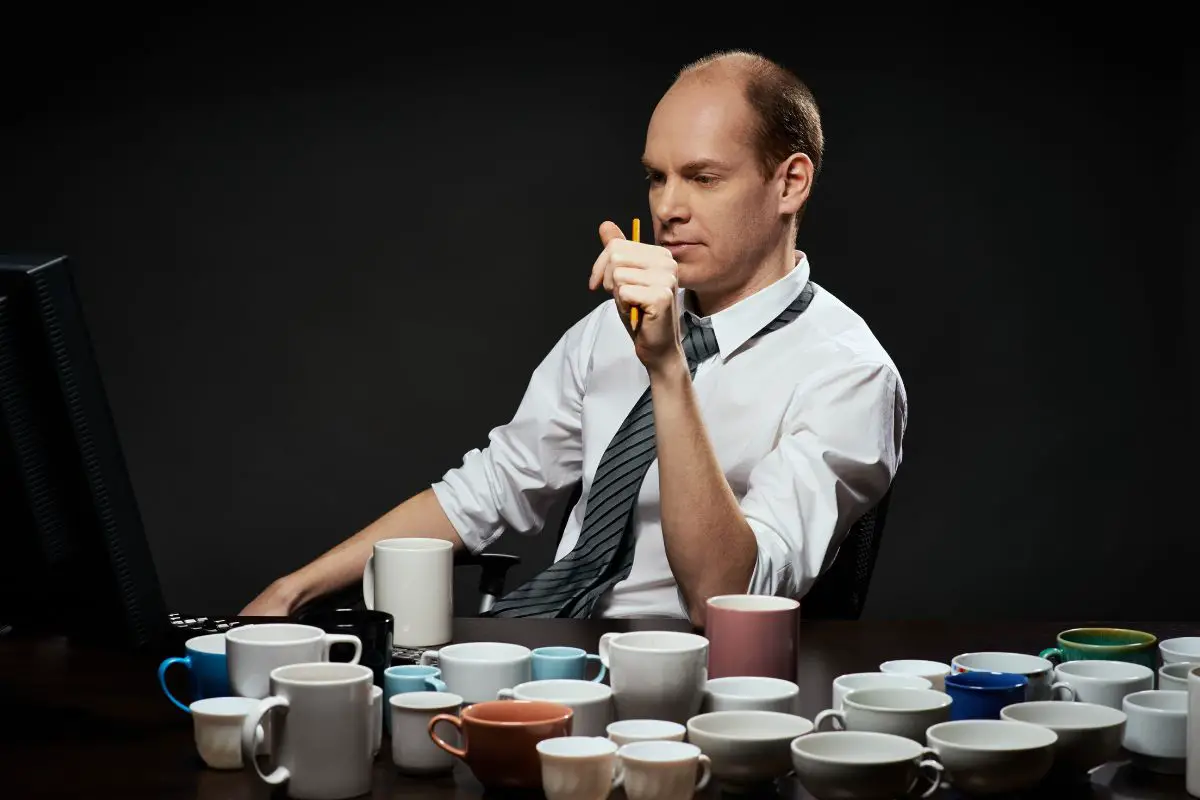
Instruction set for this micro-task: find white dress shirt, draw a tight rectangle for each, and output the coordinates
[431,252,907,618]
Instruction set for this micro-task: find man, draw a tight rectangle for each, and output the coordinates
[241,49,907,626]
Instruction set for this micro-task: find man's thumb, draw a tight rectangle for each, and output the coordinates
[599,220,626,246]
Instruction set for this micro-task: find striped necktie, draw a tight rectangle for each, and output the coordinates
[484,281,815,618]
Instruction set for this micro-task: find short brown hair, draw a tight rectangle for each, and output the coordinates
[676,50,824,185]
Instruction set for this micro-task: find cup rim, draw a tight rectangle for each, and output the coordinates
[606,631,709,653]
[1122,689,1188,715]
[952,651,1053,675]
[1057,627,1156,650]
[1159,661,1200,678]
[461,699,573,726]
[843,687,954,712]
[536,735,619,758]
[704,676,800,697]
[190,696,261,717]
[617,740,702,762]
[687,710,814,739]
[389,690,463,710]
[999,700,1127,730]
[1054,659,1154,681]
[511,679,612,701]
[944,671,1028,691]
[374,537,454,551]
[226,623,324,646]
[706,594,799,612]
[1159,637,1200,656]
[532,646,587,659]
[879,659,951,675]
[606,719,686,737]
[790,730,925,764]
[270,662,374,686]
[834,672,933,690]
[385,664,440,677]
[185,633,227,654]
[926,719,1058,750]
[438,641,531,661]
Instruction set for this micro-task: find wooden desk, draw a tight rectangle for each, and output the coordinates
[1,618,1194,798]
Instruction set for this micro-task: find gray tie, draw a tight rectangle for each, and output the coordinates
[484,282,814,618]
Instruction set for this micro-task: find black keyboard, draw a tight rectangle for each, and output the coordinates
[168,612,249,636]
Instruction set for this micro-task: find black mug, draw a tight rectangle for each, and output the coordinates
[297,608,393,687]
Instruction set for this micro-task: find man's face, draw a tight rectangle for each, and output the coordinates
[642,76,782,298]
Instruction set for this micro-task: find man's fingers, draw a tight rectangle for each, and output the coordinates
[612,265,677,290]
[599,220,626,247]
[617,283,673,313]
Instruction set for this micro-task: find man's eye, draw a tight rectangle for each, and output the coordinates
[645,172,664,184]
[694,175,717,186]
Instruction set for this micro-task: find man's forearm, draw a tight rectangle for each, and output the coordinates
[649,359,757,626]
[273,488,464,613]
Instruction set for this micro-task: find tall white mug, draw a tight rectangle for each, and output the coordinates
[363,537,453,648]
[226,623,362,699]
[599,631,708,725]
[1188,666,1200,798]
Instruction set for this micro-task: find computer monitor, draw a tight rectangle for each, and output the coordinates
[0,255,172,654]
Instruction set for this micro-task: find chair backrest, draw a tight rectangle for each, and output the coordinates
[799,487,893,620]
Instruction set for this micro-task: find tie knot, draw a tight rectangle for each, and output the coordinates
[681,315,720,368]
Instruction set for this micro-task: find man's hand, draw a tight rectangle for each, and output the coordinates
[589,220,684,376]
[239,577,300,616]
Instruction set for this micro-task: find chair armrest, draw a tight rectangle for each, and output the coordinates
[455,552,522,599]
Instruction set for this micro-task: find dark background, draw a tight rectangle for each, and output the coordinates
[2,11,1192,620]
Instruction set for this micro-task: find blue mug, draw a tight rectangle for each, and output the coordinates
[384,665,447,734]
[531,646,607,683]
[944,670,1028,720]
[157,633,231,713]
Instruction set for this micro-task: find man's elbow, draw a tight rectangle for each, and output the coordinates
[682,546,758,628]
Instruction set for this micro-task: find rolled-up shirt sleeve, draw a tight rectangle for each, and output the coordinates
[430,311,600,553]
[739,359,907,599]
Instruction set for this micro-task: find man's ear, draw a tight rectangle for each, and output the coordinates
[778,152,814,216]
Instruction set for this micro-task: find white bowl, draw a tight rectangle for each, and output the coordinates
[999,701,1125,776]
[1122,690,1187,774]
[702,676,800,714]
[791,731,943,800]
[1159,637,1200,664]
[686,710,814,787]
[925,719,1057,795]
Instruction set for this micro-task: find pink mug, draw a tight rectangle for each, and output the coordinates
[705,595,799,681]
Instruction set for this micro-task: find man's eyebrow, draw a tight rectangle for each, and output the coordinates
[640,157,731,172]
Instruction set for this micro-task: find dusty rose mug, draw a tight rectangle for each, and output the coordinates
[705,595,799,681]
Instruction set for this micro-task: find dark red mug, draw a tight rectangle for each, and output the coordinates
[705,595,799,680]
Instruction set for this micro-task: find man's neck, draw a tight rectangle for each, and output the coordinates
[689,245,797,318]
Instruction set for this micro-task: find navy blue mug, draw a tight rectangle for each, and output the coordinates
[157,633,230,713]
[944,670,1028,720]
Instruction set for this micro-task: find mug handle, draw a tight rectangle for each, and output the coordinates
[598,632,619,669]
[157,655,193,714]
[610,759,626,790]
[497,688,515,700]
[694,754,712,792]
[1050,681,1076,701]
[914,751,944,798]
[420,650,439,667]
[425,677,448,692]
[243,696,290,786]
[362,554,375,610]
[813,709,846,732]
[323,633,363,665]
[1039,647,1064,665]
[586,653,607,683]
[428,714,467,760]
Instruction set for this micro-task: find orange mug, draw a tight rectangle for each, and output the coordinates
[428,699,573,789]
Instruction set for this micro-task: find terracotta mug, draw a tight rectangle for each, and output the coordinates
[705,595,799,681]
[428,699,573,790]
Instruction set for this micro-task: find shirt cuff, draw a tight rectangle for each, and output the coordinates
[430,477,499,554]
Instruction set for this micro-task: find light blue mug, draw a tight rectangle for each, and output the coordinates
[384,665,447,734]
[531,646,607,683]
[157,633,231,713]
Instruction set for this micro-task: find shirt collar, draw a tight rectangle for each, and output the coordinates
[679,250,812,360]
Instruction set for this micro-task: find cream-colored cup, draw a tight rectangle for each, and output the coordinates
[389,691,463,775]
[537,736,622,800]
[832,673,932,711]
[615,741,711,800]
[191,697,265,770]
[606,719,686,747]
[815,688,952,744]
[879,660,952,692]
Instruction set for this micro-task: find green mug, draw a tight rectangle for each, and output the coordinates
[1039,627,1157,669]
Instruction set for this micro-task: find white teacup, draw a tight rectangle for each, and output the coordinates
[1122,689,1187,774]
[420,642,531,703]
[1159,661,1200,691]
[951,651,1075,702]
[537,736,621,800]
[498,679,614,737]
[363,537,453,648]
[1159,637,1200,665]
[606,719,686,747]
[925,719,1057,795]
[791,730,944,800]
[191,697,265,770]
[389,691,463,775]
[615,740,711,800]
[832,673,932,711]
[879,660,952,692]
[686,710,814,789]
[1000,700,1125,776]
[816,688,952,744]
[225,623,362,699]
[599,631,708,724]
[702,676,800,714]
[1053,660,1154,709]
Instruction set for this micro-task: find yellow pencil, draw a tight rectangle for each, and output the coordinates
[630,218,641,332]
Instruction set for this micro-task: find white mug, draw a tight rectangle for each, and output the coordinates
[880,659,953,692]
[1160,662,1200,692]
[242,662,375,799]
[952,652,1076,702]
[420,642,531,703]
[702,676,800,714]
[615,740,711,800]
[390,691,463,775]
[599,631,708,724]
[832,672,932,711]
[226,623,362,699]
[363,537,453,648]
[815,688,953,744]
[1122,689,1187,774]
[1187,666,1200,798]
[1053,660,1154,710]
[190,697,266,770]
[537,736,622,800]
[498,679,614,737]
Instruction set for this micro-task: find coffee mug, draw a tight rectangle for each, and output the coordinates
[1039,627,1157,670]
[599,631,708,724]
[815,688,953,744]
[704,594,799,681]
[537,736,622,800]
[242,662,375,799]
[951,652,1076,702]
[191,697,265,770]
[614,740,711,800]
[1054,660,1155,709]
[421,642,531,704]
[532,646,607,683]
[498,679,614,737]
[383,665,447,734]
[363,537,453,648]
[297,608,393,689]
[390,691,463,776]
[158,633,230,713]
[944,671,1029,720]
[1122,689,1187,774]
[226,623,362,699]
[429,699,574,790]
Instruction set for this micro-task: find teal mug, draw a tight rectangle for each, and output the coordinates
[1039,628,1157,670]
[531,646,607,683]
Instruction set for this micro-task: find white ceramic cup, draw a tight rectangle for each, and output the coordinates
[369,686,382,759]
[498,679,614,737]
[686,710,815,788]
[420,642,531,704]
[1160,637,1200,665]
[999,700,1127,776]
[832,672,932,711]
[702,676,800,714]
[242,662,375,800]
[389,691,463,775]
[790,730,945,800]
[925,719,1057,795]
[815,688,953,744]
[537,736,622,800]
[363,537,453,648]
[615,740,711,800]
[1053,660,1155,709]
[191,697,265,770]
[1159,661,1200,692]
[1187,666,1200,798]
[606,719,686,747]
[226,623,362,699]
[599,631,709,724]
[1122,689,1188,774]
[879,660,953,692]
[951,652,1075,702]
